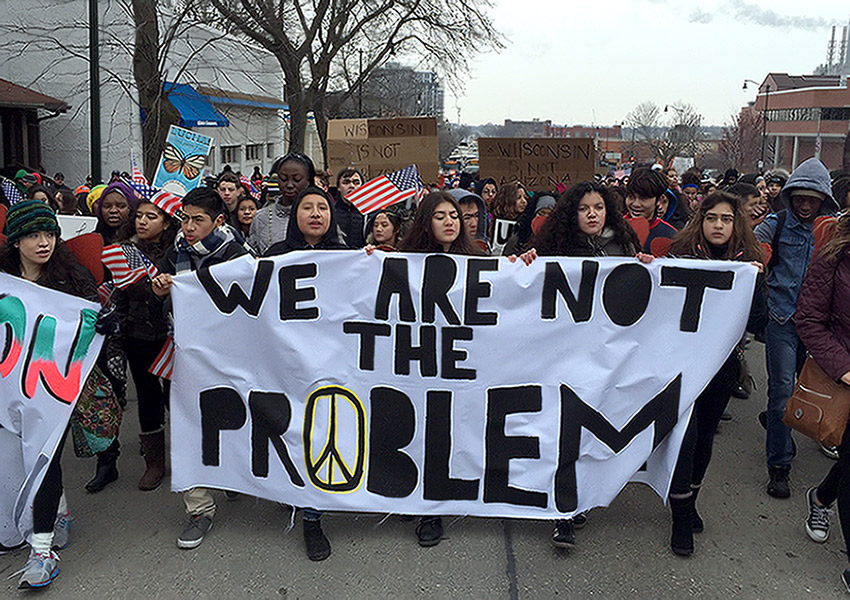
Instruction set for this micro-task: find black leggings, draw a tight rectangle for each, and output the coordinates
[33,427,68,534]
[816,427,850,556]
[125,339,168,433]
[670,354,738,496]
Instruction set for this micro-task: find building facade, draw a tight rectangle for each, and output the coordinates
[0,0,321,184]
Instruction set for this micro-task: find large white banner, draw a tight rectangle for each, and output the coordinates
[0,274,103,545]
[171,251,756,519]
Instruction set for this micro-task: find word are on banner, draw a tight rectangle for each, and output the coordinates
[169,251,757,519]
[0,273,104,545]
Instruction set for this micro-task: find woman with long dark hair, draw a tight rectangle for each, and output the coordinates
[664,191,766,557]
[113,199,178,490]
[520,181,639,549]
[371,191,480,548]
[796,210,850,590]
[1,201,116,588]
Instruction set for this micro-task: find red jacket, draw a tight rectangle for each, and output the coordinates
[796,248,850,381]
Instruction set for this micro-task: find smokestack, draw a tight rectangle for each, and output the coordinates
[828,25,836,70]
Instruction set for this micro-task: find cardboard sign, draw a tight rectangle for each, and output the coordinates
[153,125,212,195]
[57,215,97,240]
[478,138,595,190]
[327,117,439,183]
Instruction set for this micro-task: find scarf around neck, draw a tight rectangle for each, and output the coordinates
[174,226,236,274]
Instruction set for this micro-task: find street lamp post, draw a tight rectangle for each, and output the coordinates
[744,79,771,172]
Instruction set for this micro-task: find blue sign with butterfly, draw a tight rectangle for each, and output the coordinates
[152,125,213,196]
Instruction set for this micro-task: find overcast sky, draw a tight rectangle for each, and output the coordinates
[448,0,848,127]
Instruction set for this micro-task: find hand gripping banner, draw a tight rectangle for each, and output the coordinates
[0,274,103,545]
[170,251,757,519]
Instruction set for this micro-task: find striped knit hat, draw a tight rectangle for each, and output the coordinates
[3,200,61,244]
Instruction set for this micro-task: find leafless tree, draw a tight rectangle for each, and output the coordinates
[625,101,706,164]
[208,0,502,165]
[718,108,763,172]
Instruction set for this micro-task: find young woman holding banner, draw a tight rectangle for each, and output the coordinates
[519,180,640,550]
[664,191,766,556]
[366,191,481,547]
[265,186,346,561]
[0,200,115,589]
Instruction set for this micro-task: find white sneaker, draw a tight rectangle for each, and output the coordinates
[52,512,73,551]
[14,549,59,589]
[805,487,830,543]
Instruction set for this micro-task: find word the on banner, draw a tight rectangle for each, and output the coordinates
[170,252,756,519]
[0,274,104,545]
[478,137,595,189]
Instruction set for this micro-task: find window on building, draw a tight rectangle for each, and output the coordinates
[267,143,275,158]
[823,107,850,121]
[246,144,263,162]
[221,145,240,165]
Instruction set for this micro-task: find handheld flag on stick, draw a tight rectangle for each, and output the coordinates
[131,153,148,186]
[1,177,23,206]
[240,175,261,202]
[348,165,423,215]
[102,244,159,288]
[149,336,175,380]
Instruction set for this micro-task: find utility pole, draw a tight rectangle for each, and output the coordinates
[89,0,101,183]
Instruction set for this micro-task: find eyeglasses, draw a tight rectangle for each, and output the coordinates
[704,213,735,224]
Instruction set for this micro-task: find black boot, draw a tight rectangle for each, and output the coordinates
[669,495,695,557]
[86,439,119,493]
[691,487,704,533]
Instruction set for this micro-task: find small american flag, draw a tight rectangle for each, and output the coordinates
[97,281,116,307]
[149,336,175,379]
[102,244,159,288]
[131,153,148,186]
[240,175,261,202]
[1,178,23,206]
[348,165,423,215]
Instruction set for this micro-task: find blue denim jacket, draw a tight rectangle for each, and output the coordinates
[754,211,814,323]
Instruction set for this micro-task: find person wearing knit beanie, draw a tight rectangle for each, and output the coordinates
[3,199,61,245]
[94,181,139,244]
[86,184,107,213]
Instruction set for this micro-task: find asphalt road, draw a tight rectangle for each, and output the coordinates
[1,342,847,599]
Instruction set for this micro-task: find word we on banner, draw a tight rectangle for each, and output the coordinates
[170,252,756,519]
[477,138,595,189]
[327,117,439,183]
[0,274,104,544]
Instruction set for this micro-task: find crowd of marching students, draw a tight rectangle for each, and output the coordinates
[3,154,850,591]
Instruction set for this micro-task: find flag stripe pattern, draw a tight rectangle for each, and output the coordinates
[131,153,148,186]
[123,177,183,218]
[97,281,116,307]
[347,165,423,215]
[102,244,159,288]
[240,175,261,202]
[149,336,175,379]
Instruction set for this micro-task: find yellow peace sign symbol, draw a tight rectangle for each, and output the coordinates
[303,385,366,492]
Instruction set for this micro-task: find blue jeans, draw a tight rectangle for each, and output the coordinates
[764,318,807,466]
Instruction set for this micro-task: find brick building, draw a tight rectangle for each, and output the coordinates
[750,73,850,171]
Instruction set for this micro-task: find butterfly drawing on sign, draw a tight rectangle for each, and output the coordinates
[162,144,207,180]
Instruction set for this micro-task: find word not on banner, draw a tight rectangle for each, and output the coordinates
[478,138,595,188]
[327,117,439,183]
[169,252,756,520]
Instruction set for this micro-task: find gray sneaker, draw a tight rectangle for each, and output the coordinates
[15,549,59,589]
[52,513,73,551]
[805,487,830,543]
[177,515,213,549]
